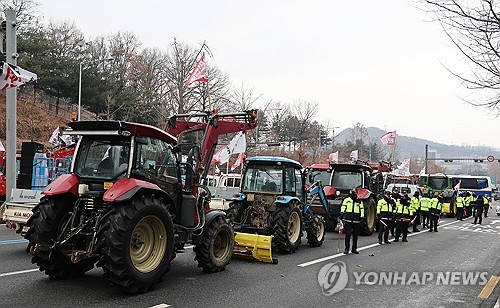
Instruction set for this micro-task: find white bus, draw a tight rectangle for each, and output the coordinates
[449,175,493,197]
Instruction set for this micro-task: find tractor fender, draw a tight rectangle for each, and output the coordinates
[43,174,79,197]
[232,193,246,201]
[103,177,167,203]
[275,196,300,206]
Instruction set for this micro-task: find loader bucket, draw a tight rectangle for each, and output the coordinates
[233,232,277,264]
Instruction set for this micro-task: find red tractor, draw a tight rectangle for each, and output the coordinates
[26,110,258,293]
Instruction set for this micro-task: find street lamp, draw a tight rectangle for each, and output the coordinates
[78,56,114,121]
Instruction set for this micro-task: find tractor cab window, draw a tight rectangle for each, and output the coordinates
[243,164,282,193]
[331,171,363,190]
[134,136,178,182]
[295,168,304,201]
[75,136,130,179]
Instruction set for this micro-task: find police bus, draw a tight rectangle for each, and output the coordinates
[449,174,493,198]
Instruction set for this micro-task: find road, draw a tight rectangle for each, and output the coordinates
[0,206,499,308]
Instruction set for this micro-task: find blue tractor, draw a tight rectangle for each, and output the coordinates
[227,156,328,254]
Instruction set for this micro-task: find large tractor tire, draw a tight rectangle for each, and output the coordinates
[306,214,325,247]
[226,202,245,224]
[98,193,174,294]
[194,215,234,273]
[272,205,302,253]
[26,197,97,278]
[360,198,376,236]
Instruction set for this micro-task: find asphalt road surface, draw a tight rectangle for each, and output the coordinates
[0,205,499,308]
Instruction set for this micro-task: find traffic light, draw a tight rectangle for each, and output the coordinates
[444,159,453,162]
[474,159,484,163]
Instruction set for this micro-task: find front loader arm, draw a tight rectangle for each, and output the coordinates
[166,110,258,194]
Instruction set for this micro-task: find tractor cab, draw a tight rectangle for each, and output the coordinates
[239,156,303,201]
[66,121,180,201]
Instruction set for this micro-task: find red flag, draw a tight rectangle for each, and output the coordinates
[380,131,396,146]
[211,146,225,166]
[231,153,246,171]
[184,53,208,86]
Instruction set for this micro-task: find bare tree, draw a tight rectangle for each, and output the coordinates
[423,0,500,114]
[1,0,41,33]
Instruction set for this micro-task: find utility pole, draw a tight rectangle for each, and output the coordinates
[5,9,17,201]
[425,144,428,174]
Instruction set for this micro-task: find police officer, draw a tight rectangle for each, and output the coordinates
[484,195,490,218]
[473,195,484,224]
[429,192,442,232]
[377,191,394,244]
[464,192,473,217]
[456,192,465,221]
[340,189,364,254]
[395,192,413,242]
[410,191,421,232]
[420,193,431,228]
[471,193,478,217]
[390,187,401,237]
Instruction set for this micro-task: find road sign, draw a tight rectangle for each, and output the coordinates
[487,155,495,162]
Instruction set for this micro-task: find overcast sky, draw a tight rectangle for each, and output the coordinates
[36,0,499,148]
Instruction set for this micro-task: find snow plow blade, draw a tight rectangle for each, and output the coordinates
[233,232,277,264]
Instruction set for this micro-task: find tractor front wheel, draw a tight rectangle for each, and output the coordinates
[98,193,174,293]
[272,205,302,253]
[194,215,234,273]
[306,214,325,247]
[360,198,376,236]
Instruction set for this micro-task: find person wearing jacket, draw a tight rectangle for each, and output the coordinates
[420,193,432,228]
[429,192,443,232]
[377,191,394,244]
[340,189,365,254]
[395,193,413,242]
[410,191,421,232]
[483,195,490,218]
[456,193,465,221]
[473,195,484,224]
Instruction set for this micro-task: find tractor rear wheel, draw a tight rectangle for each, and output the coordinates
[26,197,97,278]
[194,215,234,273]
[306,214,325,247]
[360,198,376,236]
[98,193,174,293]
[226,202,245,224]
[272,205,302,253]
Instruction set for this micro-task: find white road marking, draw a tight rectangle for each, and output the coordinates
[0,268,39,277]
[297,219,464,267]
[149,304,171,308]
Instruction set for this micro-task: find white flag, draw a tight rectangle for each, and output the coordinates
[49,127,60,146]
[60,135,74,147]
[349,150,358,162]
[328,151,339,163]
[393,158,411,176]
[419,166,426,176]
[0,140,5,152]
[454,180,461,191]
[220,131,246,164]
[0,63,37,90]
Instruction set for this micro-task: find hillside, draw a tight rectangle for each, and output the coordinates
[336,127,500,161]
[0,90,75,147]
